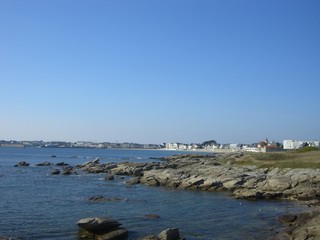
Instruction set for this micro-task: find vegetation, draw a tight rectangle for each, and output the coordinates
[293,146,319,153]
[233,150,320,169]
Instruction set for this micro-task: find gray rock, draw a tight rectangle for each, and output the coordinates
[77,217,121,234]
[56,161,68,166]
[158,228,180,240]
[35,161,51,166]
[105,174,115,180]
[14,161,30,167]
[51,169,60,175]
[125,177,140,185]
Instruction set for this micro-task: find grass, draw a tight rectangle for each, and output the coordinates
[233,150,320,169]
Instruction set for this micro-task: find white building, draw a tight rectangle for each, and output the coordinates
[283,140,303,149]
[283,140,320,149]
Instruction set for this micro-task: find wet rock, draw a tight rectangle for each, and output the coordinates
[77,217,121,233]
[56,161,68,166]
[62,166,76,175]
[277,211,320,239]
[125,177,140,185]
[77,217,127,240]
[14,161,30,167]
[51,169,60,175]
[158,228,180,240]
[88,196,125,202]
[35,161,51,166]
[104,174,115,181]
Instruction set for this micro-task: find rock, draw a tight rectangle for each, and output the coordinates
[56,161,68,166]
[51,169,60,175]
[125,177,140,185]
[62,166,76,175]
[104,174,115,181]
[77,217,121,233]
[279,214,298,224]
[158,228,180,240]
[78,227,95,239]
[14,161,30,167]
[88,196,125,202]
[144,214,160,219]
[95,228,128,240]
[35,161,51,166]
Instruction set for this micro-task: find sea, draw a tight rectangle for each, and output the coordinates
[0,147,309,240]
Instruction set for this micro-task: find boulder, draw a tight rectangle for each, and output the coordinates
[77,217,121,234]
[51,169,60,175]
[105,174,115,181]
[125,177,140,185]
[158,228,180,240]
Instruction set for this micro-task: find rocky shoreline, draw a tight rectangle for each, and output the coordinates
[13,152,320,239]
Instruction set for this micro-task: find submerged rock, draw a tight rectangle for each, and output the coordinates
[95,228,128,240]
[88,196,126,202]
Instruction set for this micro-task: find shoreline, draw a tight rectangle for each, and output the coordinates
[10,150,320,239]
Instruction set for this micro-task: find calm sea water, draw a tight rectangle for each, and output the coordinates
[0,147,308,240]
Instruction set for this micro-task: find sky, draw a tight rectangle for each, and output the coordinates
[0,0,319,144]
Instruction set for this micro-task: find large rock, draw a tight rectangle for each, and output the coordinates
[77,217,121,234]
[158,228,180,240]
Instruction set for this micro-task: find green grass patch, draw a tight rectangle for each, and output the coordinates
[233,151,320,169]
[293,146,319,153]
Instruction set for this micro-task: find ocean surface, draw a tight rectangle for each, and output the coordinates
[0,147,309,240]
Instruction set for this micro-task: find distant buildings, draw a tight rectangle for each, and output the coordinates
[283,140,320,150]
[1,138,319,151]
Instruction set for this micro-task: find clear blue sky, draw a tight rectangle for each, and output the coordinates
[1,0,319,144]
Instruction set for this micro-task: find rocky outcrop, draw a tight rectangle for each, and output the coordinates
[277,210,320,240]
[77,217,127,240]
[77,153,320,202]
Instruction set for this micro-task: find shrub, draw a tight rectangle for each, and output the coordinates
[295,146,319,153]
